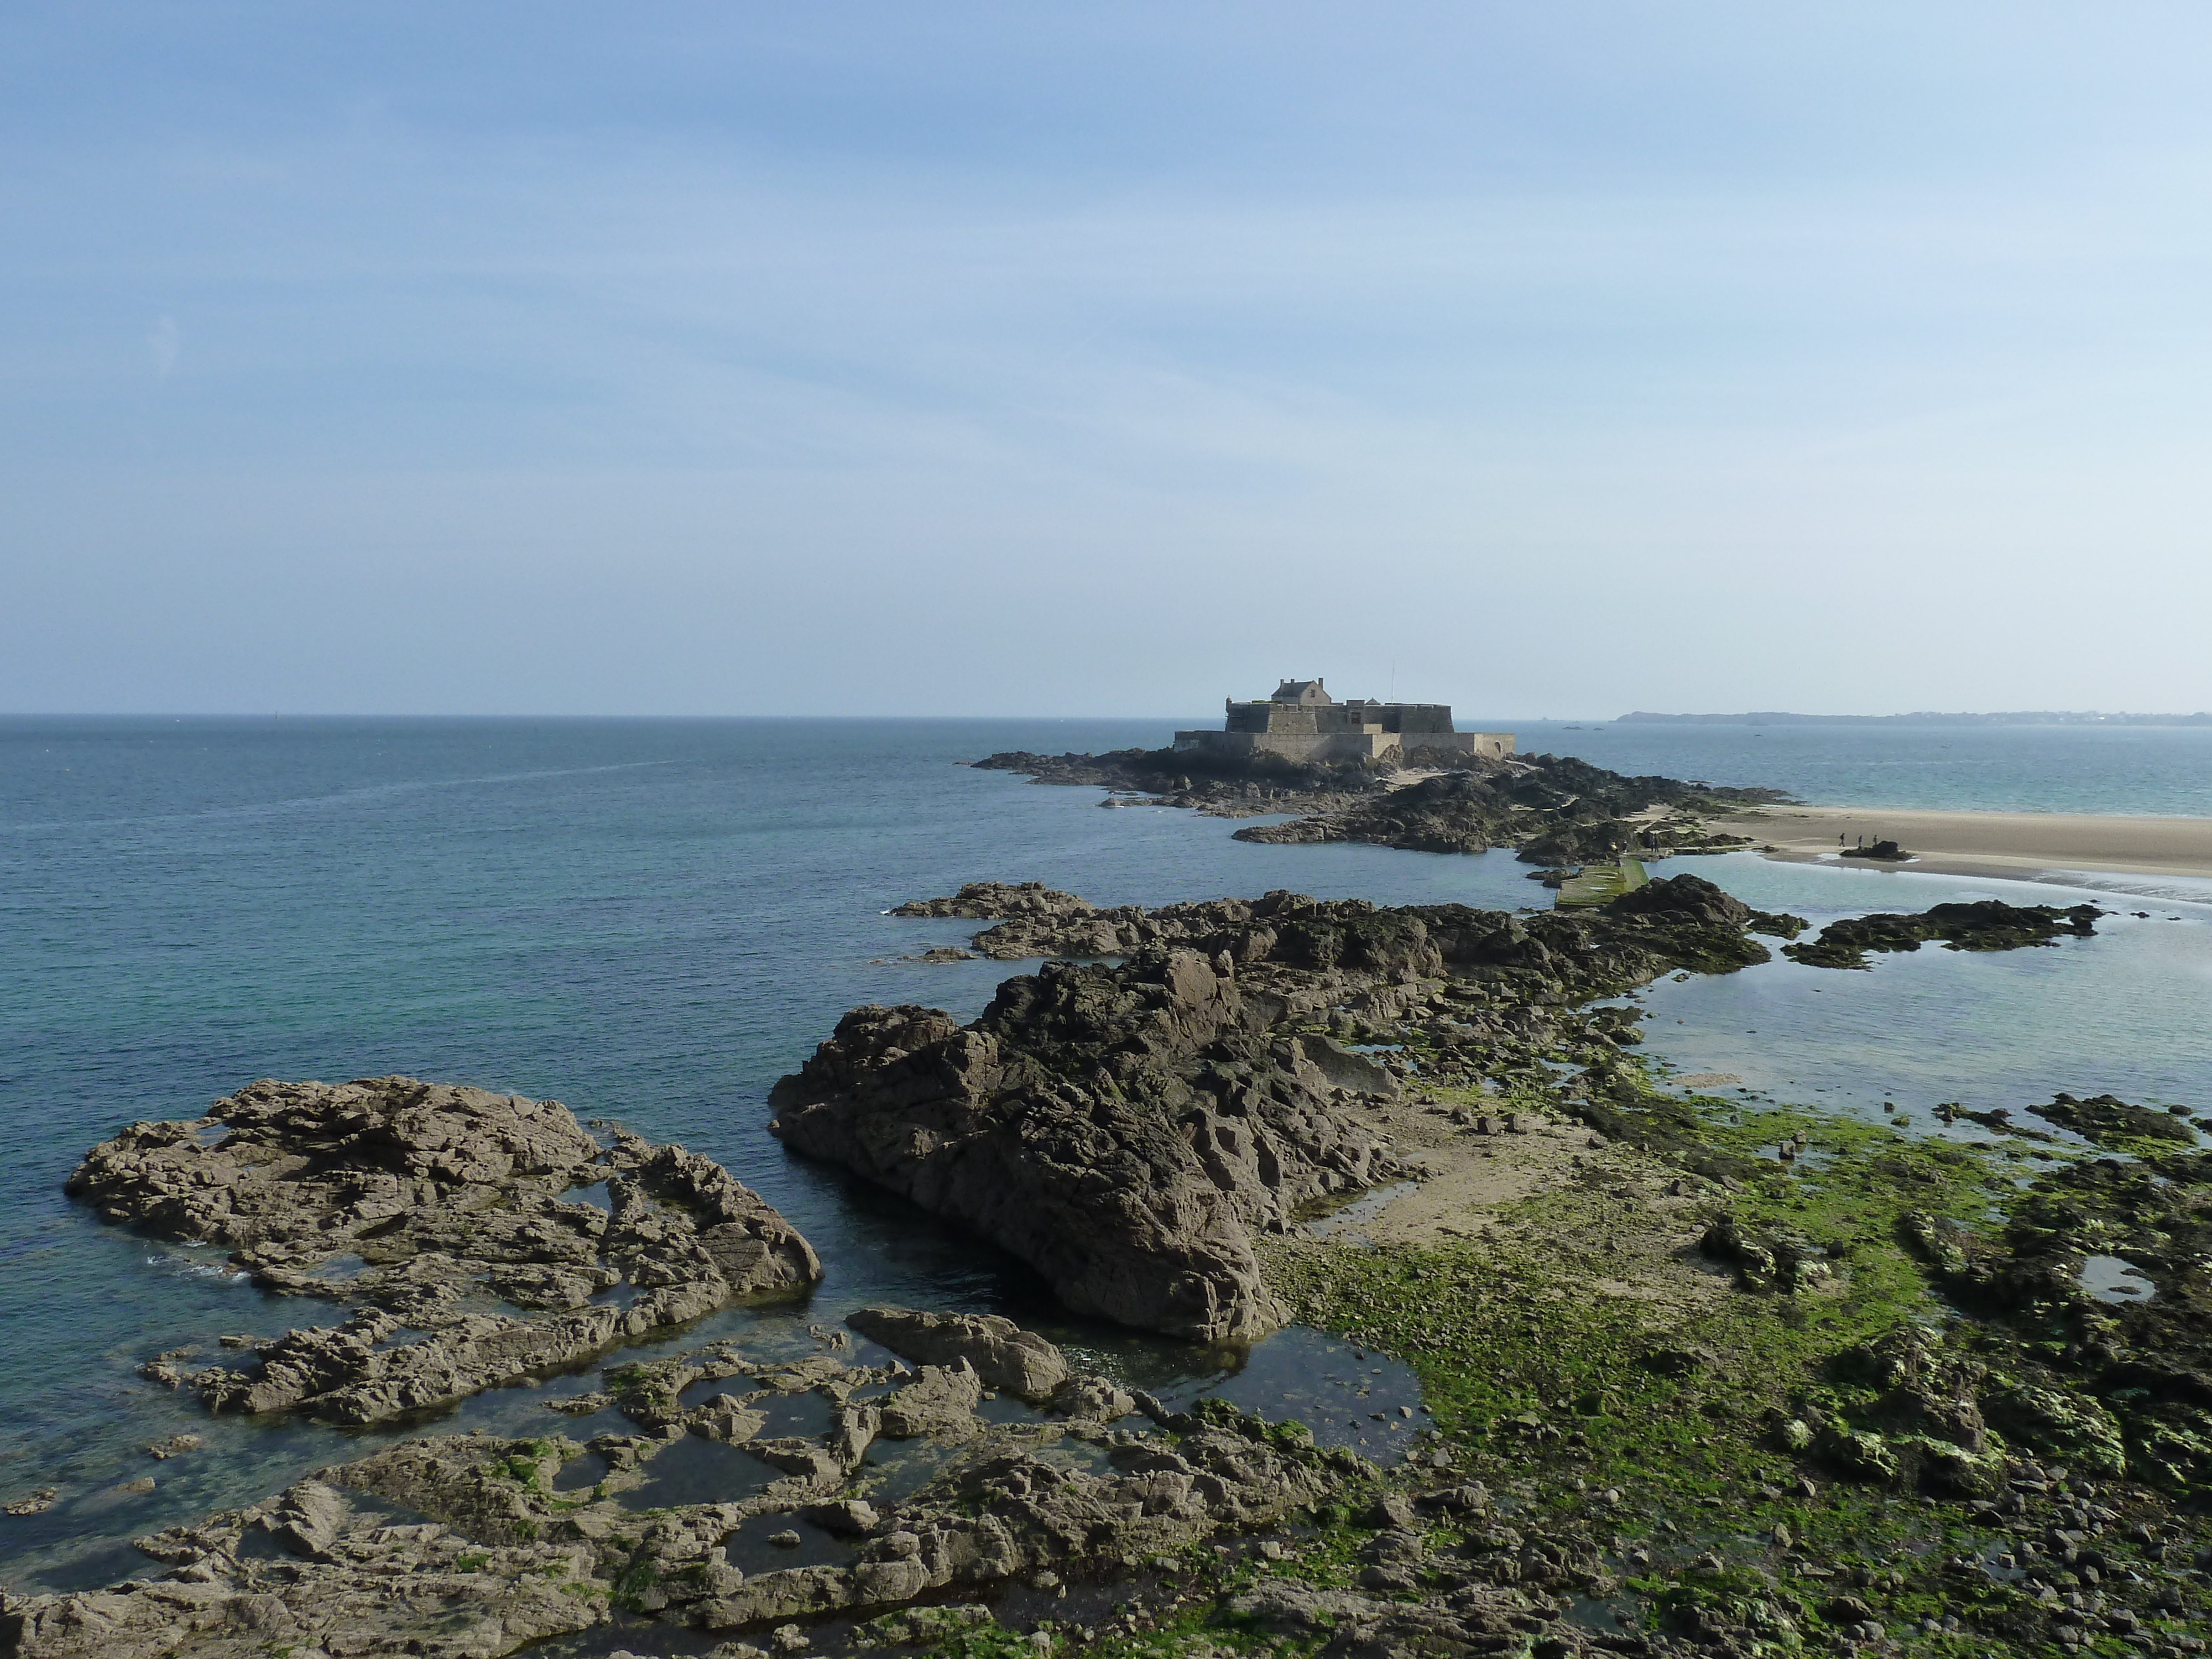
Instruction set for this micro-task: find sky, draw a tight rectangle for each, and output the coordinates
[4,3,2211,717]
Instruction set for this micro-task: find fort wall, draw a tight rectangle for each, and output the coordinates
[1171,728,1516,763]
[1174,677,1514,764]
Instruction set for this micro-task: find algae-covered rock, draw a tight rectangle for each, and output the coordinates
[1897,1210,1970,1277]
[1699,1213,1832,1293]
[2033,1091,2198,1150]
[1815,1424,1901,1482]
[851,1603,996,1647]
[1983,1374,2128,1475]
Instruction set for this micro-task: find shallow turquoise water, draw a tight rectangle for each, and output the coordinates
[2,716,2207,1590]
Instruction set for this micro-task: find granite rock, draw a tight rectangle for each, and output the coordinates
[69,1077,820,1422]
[844,1307,1069,1397]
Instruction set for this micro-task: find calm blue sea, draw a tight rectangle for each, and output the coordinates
[3,716,2209,1592]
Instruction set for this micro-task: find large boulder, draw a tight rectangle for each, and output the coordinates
[772,948,1400,1342]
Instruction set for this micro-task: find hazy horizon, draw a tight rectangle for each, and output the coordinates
[8,5,2212,717]
[9,708,2212,726]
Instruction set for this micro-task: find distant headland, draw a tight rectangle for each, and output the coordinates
[1619,709,2212,726]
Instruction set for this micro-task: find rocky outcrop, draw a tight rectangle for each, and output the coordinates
[67,1077,820,1422]
[781,878,1799,1341]
[1229,752,1777,859]
[1839,837,1911,861]
[893,875,1802,986]
[973,747,1386,820]
[1824,1149,2212,1494]
[1782,899,2103,969]
[890,881,1093,921]
[0,1471,603,1659]
[844,1307,1070,1397]
[2,1331,1359,1659]
[2031,1091,2197,1150]
[975,744,1786,854]
[684,1421,1346,1632]
[771,947,1387,1342]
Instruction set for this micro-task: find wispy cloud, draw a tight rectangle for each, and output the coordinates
[4,3,2211,714]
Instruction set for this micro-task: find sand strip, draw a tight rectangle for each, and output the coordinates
[1729,805,2212,883]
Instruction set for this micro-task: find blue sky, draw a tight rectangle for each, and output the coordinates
[6,3,2211,715]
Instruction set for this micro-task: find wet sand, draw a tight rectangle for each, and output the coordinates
[1730,805,2212,883]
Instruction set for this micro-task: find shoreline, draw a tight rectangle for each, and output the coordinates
[1729,803,2212,884]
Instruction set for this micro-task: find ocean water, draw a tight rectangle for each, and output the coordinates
[1503,718,2212,817]
[3,716,2209,1592]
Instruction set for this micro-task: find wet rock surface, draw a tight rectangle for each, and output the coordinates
[1888,1149,2212,1492]
[1783,899,2104,970]
[1,1316,1369,1659]
[66,1077,822,1423]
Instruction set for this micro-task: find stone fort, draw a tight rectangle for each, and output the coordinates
[1173,679,1515,765]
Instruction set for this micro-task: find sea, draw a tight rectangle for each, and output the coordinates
[4,716,2211,1594]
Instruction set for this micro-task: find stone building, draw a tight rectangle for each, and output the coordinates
[1172,678,1515,764]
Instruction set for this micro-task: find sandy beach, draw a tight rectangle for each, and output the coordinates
[1730,804,2212,883]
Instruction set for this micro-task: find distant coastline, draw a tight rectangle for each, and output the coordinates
[1619,709,2212,726]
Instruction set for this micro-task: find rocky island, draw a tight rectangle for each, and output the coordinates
[975,680,1782,865]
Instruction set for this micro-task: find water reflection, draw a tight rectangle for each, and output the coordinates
[2079,1254,2156,1303]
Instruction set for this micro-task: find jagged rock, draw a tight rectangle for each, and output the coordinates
[1983,1375,2128,1475]
[1802,1328,2006,1495]
[845,1307,1068,1396]
[785,881,1795,1340]
[2,1462,601,1659]
[1049,1374,1137,1422]
[876,1363,984,1439]
[5,1313,1374,1659]
[258,1479,348,1558]
[66,1077,820,1422]
[799,1499,879,1536]
[690,1418,1343,1632]
[772,947,1391,1342]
